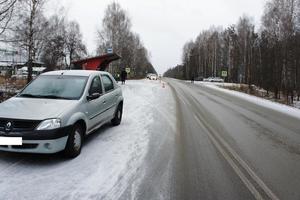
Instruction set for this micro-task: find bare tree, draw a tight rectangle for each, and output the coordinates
[182,40,195,80]
[262,0,299,101]
[97,2,154,77]
[97,2,132,66]
[11,0,47,83]
[40,14,87,70]
[65,21,87,65]
[236,15,256,84]
[0,0,18,35]
[41,14,66,70]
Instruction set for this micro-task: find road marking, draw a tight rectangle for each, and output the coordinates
[194,116,280,200]
[205,125,263,199]
[169,79,280,200]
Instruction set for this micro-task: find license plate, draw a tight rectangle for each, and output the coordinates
[0,137,22,145]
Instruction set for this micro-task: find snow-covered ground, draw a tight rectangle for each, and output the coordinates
[294,101,300,109]
[196,81,300,120]
[0,79,175,200]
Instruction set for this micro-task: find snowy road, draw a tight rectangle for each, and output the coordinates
[1,79,300,200]
[0,80,176,200]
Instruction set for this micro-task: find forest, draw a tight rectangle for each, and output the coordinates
[164,0,300,103]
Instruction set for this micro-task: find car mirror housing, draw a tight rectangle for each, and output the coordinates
[87,93,101,101]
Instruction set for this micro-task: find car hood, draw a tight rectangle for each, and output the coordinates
[0,97,78,120]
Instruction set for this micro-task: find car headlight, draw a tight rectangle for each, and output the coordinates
[36,119,61,130]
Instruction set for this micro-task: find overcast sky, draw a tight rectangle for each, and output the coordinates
[48,0,267,74]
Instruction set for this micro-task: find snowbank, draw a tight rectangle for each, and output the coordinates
[200,82,300,120]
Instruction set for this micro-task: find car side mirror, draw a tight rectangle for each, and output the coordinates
[87,93,101,101]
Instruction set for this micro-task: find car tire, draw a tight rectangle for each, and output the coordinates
[111,104,123,126]
[64,124,83,158]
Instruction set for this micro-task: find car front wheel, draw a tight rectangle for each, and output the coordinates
[64,124,83,158]
[111,104,123,126]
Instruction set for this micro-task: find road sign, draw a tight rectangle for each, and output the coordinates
[107,48,113,54]
[125,68,130,73]
[221,71,228,77]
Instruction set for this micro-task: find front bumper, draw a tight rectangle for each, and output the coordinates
[0,137,68,154]
[0,126,72,154]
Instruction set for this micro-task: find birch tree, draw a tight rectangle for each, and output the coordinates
[97,2,154,77]
[0,0,18,35]
[12,0,47,83]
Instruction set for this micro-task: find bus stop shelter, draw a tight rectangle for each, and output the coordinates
[72,53,120,71]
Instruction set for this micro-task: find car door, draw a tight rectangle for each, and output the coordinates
[101,74,117,120]
[86,75,106,130]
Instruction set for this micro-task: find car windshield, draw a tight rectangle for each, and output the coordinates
[18,75,88,100]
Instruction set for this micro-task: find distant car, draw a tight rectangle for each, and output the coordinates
[0,70,123,158]
[149,74,158,80]
[203,77,224,82]
[194,76,204,81]
[146,73,153,79]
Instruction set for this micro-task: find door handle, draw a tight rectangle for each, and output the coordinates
[103,100,106,104]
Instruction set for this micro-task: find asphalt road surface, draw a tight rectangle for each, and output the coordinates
[163,79,300,200]
[1,79,300,200]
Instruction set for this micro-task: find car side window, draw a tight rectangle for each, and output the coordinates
[89,76,103,95]
[101,75,114,92]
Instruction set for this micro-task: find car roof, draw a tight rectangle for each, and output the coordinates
[41,70,110,77]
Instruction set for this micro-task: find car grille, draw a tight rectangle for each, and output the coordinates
[0,144,38,149]
[0,119,41,132]
[11,144,38,149]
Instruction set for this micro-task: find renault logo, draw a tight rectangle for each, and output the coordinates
[5,122,13,132]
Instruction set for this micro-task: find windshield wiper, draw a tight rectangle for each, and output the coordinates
[19,94,41,98]
[19,94,72,100]
[37,95,73,100]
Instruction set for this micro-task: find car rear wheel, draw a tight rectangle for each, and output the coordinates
[111,104,123,126]
[64,124,83,158]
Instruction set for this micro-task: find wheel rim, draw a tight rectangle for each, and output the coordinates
[73,130,82,151]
